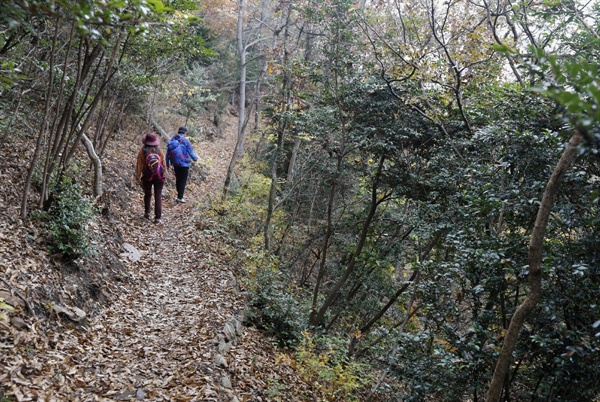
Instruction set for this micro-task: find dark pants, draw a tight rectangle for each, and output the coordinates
[142,179,164,219]
[173,166,190,199]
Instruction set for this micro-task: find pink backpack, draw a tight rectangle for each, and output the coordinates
[143,152,165,181]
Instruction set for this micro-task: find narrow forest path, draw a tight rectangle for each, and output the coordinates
[86,117,248,400]
[0,113,307,401]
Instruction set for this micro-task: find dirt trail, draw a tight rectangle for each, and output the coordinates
[0,113,290,401]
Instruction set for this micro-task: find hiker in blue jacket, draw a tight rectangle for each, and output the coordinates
[166,126,199,203]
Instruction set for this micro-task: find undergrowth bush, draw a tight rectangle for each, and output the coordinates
[33,176,95,261]
[246,252,306,347]
[294,330,371,401]
[205,160,307,346]
[211,158,372,399]
[206,166,269,240]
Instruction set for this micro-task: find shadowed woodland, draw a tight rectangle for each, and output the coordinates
[1,0,599,401]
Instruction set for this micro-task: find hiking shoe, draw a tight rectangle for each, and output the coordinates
[176,198,186,203]
[144,213,150,219]
[154,219,161,224]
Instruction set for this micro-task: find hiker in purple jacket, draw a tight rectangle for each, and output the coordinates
[166,126,199,203]
[135,132,166,224]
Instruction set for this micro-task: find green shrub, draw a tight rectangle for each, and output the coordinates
[264,376,287,400]
[206,164,270,240]
[247,256,306,347]
[37,176,95,260]
[295,330,371,401]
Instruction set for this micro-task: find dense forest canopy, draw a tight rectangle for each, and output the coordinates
[1,0,599,401]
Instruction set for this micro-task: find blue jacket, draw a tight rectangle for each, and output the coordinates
[166,134,199,168]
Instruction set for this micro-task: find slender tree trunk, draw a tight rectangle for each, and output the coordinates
[5,87,32,139]
[37,23,76,207]
[264,117,287,250]
[40,39,102,207]
[486,132,582,402]
[98,99,129,157]
[223,0,248,198]
[347,228,446,353]
[309,156,341,322]
[310,155,387,326]
[347,269,420,355]
[359,303,422,360]
[264,2,293,250]
[62,46,107,167]
[287,138,301,182]
[93,93,110,147]
[51,42,102,167]
[20,16,60,218]
[99,99,128,157]
[64,32,123,167]
[338,225,414,310]
[366,291,421,400]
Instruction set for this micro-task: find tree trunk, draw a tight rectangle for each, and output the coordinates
[39,39,103,207]
[264,118,287,250]
[310,155,387,326]
[264,2,293,250]
[104,100,128,155]
[347,228,447,354]
[20,16,60,218]
[223,0,248,198]
[64,30,123,168]
[151,117,171,143]
[93,93,111,148]
[309,155,341,323]
[287,138,301,182]
[36,23,76,208]
[366,291,421,400]
[486,131,582,402]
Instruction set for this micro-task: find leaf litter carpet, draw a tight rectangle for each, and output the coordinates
[0,121,307,401]
[6,212,242,400]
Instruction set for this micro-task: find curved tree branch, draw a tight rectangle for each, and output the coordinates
[80,133,103,197]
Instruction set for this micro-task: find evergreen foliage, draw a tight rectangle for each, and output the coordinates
[228,0,600,400]
[36,176,95,261]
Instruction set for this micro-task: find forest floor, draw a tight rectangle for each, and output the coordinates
[0,108,318,401]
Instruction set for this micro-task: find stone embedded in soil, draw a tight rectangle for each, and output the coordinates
[121,242,142,262]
